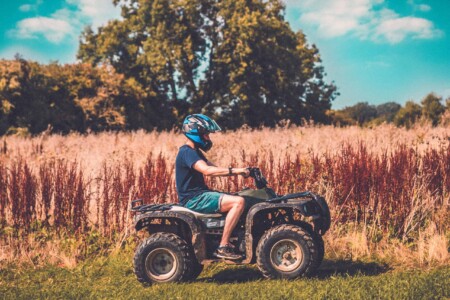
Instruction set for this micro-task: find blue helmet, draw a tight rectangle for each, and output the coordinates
[182,114,221,151]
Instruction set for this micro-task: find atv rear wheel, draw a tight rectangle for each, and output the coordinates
[256,224,318,279]
[134,233,192,284]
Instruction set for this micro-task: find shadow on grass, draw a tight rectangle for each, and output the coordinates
[315,259,390,279]
[200,259,390,284]
[201,267,263,283]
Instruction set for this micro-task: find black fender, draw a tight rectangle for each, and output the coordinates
[311,194,331,235]
[134,211,206,262]
[242,202,307,263]
[264,191,331,235]
[242,192,331,263]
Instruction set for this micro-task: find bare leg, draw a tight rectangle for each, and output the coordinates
[219,194,245,246]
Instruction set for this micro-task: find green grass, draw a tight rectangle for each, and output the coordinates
[1,249,449,300]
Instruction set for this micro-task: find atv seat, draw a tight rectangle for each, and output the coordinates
[170,205,223,218]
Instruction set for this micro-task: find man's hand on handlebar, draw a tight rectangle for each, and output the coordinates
[235,168,250,178]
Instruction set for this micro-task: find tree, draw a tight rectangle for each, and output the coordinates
[421,93,445,126]
[325,109,355,126]
[0,58,85,135]
[62,63,133,132]
[200,0,337,127]
[440,97,450,126]
[0,58,144,135]
[78,0,210,128]
[337,102,377,126]
[78,0,337,129]
[394,101,422,128]
[375,102,401,123]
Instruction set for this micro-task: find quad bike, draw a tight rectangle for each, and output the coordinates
[131,168,330,284]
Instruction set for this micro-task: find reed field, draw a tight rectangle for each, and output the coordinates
[0,124,449,299]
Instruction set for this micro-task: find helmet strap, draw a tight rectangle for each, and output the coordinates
[200,140,212,152]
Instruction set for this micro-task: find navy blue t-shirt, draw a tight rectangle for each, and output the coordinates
[175,145,209,205]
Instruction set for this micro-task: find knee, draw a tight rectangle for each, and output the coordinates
[235,197,245,210]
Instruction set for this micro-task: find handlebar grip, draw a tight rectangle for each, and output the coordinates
[247,167,261,178]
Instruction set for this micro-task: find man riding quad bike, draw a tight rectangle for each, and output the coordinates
[131,115,330,283]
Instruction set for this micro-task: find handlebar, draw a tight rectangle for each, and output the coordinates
[247,167,268,189]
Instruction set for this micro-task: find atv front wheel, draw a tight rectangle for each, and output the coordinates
[134,233,192,284]
[310,231,325,269]
[256,224,317,279]
[185,259,204,281]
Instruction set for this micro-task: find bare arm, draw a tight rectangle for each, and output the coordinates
[206,160,216,167]
[193,160,249,177]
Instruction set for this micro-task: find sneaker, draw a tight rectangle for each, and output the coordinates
[213,244,243,260]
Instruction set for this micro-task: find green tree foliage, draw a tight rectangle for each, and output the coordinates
[375,102,401,123]
[78,0,337,128]
[328,102,378,126]
[0,58,144,135]
[344,102,377,125]
[394,101,422,128]
[420,93,445,126]
[65,64,133,131]
[201,0,337,127]
[327,97,450,128]
[441,97,450,126]
[325,109,355,126]
[0,58,84,135]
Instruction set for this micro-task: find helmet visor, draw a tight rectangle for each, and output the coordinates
[205,118,221,133]
[182,114,222,135]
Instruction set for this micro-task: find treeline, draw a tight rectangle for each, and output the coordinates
[1,0,449,135]
[1,57,449,136]
[0,58,160,135]
[328,95,450,128]
[1,0,339,135]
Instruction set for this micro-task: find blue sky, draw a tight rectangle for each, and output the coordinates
[1,0,449,109]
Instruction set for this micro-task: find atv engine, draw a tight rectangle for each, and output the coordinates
[198,216,246,257]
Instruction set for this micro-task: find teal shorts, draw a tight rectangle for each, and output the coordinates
[185,191,224,214]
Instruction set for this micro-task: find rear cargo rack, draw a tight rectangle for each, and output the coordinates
[130,199,177,213]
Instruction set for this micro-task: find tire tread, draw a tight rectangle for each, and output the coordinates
[133,232,193,284]
[256,224,318,279]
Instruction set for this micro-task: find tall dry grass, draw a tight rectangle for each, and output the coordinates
[0,124,449,267]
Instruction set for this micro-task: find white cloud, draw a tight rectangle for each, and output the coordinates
[285,0,442,44]
[375,15,441,43]
[67,0,121,29]
[417,4,431,12]
[10,0,120,44]
[10,17,74,43]
[291,0,382,37]
[19,4,33,12]
[18,0,43,12]
[407,0,432,12]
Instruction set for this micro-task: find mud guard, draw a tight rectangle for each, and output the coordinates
[242,201,308,264]
[134,211,206,262]
[241,192,331,264]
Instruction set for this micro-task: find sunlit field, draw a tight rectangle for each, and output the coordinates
[1,124,448,269]
[1,0,449,297]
